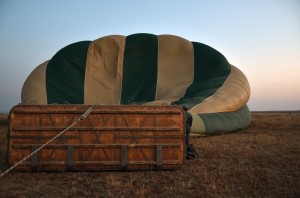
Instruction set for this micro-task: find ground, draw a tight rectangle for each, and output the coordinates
[0,112,299,197]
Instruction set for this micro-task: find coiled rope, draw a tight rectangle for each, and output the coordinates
[0,105,96,178]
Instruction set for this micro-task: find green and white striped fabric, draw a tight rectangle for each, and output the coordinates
[21,33,251,135]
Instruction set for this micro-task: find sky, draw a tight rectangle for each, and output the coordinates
[0,0,299,112]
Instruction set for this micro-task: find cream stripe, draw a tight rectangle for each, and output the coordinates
[84,35,125,105]
[189,65,250,113]
[190,114,206,135]
[156,35,194,103]
[21,61,48,104]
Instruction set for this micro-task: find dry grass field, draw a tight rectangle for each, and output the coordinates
[0,112,299,197]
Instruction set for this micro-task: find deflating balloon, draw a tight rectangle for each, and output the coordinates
[21,33,251,135]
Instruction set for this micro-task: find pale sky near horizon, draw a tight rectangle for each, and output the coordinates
[0,0,299,112]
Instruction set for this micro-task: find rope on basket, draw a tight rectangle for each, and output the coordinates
[0,105,97,178]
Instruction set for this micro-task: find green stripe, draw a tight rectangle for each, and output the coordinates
[174,42,231,109]
[46,41,91,104]
[121,33,158,104]
[199,105,251,135]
